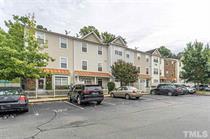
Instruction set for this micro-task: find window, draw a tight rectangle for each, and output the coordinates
[138,56,140,60]
[146,68,149,74]
[36,31,45,44]
[160,70,162,75]
[98,63,102,71]
[154,68,158,75]
[138,67,141,73]
[119,51,122,56]
[126,54,129,58]
[154,58,158,63]
[154,79,159,83]
[115,50,122,56]
[146,58,149,62]
[55,76,68,86]
[82,61,87,70]
[60,37,67,48]
[82,42,87,52]
[98,46,102,55]
[60,57,68,69]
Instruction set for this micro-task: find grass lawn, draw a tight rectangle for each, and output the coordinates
[196,91,210,95]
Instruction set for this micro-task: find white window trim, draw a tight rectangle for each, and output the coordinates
[35,31,46,43]
[54,75,70,86]
[60,57,68,69]
[81,60,88,70]
[81,42,88,53]
[97,46,103,55]
[59,37,68,48]
[98,62,103,72]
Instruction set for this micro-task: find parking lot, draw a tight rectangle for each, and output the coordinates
[0,94,210,139]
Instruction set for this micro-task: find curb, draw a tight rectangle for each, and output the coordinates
[29,93,150,103]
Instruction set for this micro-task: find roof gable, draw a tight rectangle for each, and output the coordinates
[111,36,126,46]
[146,49,161,57]
[82,32,102,44]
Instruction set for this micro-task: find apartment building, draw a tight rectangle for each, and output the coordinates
[73,32,111,88]
[164,58,180,83]
[146,49,165,87]
[133,51,151,91]
[23,29,181,92]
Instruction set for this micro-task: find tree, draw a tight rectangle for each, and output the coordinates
[101,32,116,43]
[36,24,48,31]
[181,41,209,84]
[0,15,52,80]
[158,46,173,58]
[111,60,139,86]
[79,25,100,38]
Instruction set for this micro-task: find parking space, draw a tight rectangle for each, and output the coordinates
[1,94,209,139]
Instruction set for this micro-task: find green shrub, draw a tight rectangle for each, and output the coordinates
[107,82,115,93]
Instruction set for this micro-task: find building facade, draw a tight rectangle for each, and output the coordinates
[23,29,181,93]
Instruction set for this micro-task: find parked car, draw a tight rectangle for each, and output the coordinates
[194,85,209,91]
[0,87,29,112]
[110,86,143,99]
[68,84,104,105]
[150,84,184,96]
[204,86,210,91]
[174,84,188,95]
[184,85,196,94]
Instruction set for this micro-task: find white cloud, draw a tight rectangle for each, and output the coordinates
[0,0,210,53]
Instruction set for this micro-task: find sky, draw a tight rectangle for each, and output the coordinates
[0,0,210,53]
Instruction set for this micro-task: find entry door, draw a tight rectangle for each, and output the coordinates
[38,78,45,89]
[97,79,103,87]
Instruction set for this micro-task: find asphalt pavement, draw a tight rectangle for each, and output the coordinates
[0,94,210,139]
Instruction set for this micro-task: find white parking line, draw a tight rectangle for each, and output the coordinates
[102,102,116,106]
[64,101,85,110]
[31,104,39,116]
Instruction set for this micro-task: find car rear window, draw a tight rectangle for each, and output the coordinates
[127,86,138,90]
[85,86,102,91]
[0,89,21,96]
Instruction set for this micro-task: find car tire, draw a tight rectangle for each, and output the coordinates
[168,92,173,96]
[125,94,130,100]
[151,90,156,95]
[23,108,29,113]
[97,101,102,105]
[77,95,81,105]
[110,93,115,98]
[136,97,139,99]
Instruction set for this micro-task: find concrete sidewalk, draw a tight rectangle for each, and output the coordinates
[29,93,150,103]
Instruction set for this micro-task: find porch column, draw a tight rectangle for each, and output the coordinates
[94,77,97,84]
[138,78,141,90]
[52,75,55,97]
[35,79,38,98]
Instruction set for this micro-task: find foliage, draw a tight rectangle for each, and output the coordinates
[181,41,210,84]
[111,60,139,86]
[79,26,100,38]
[107,81,115,92]
[78,25,127,44]
[36,25,48,31]
[101,32,116,43]
[0,15,53,80]
[158,46,173,58]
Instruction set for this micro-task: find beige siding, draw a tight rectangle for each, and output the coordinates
[74,40,108,72]
[41,32,73,72]
[134,52,151,75]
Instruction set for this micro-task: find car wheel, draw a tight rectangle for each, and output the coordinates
[136,97,139,99]
[97,101,102,105]
[125,94,130,100]
[151,90,156,95]
[168,92,173,96]
[23,108,29,113]
[110,93,115,98]
[77,96,81,105]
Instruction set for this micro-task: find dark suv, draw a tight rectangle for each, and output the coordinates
[68,84,104,105]
[150,84,184,96]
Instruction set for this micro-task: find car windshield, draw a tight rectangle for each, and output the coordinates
[0,89,21,96]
